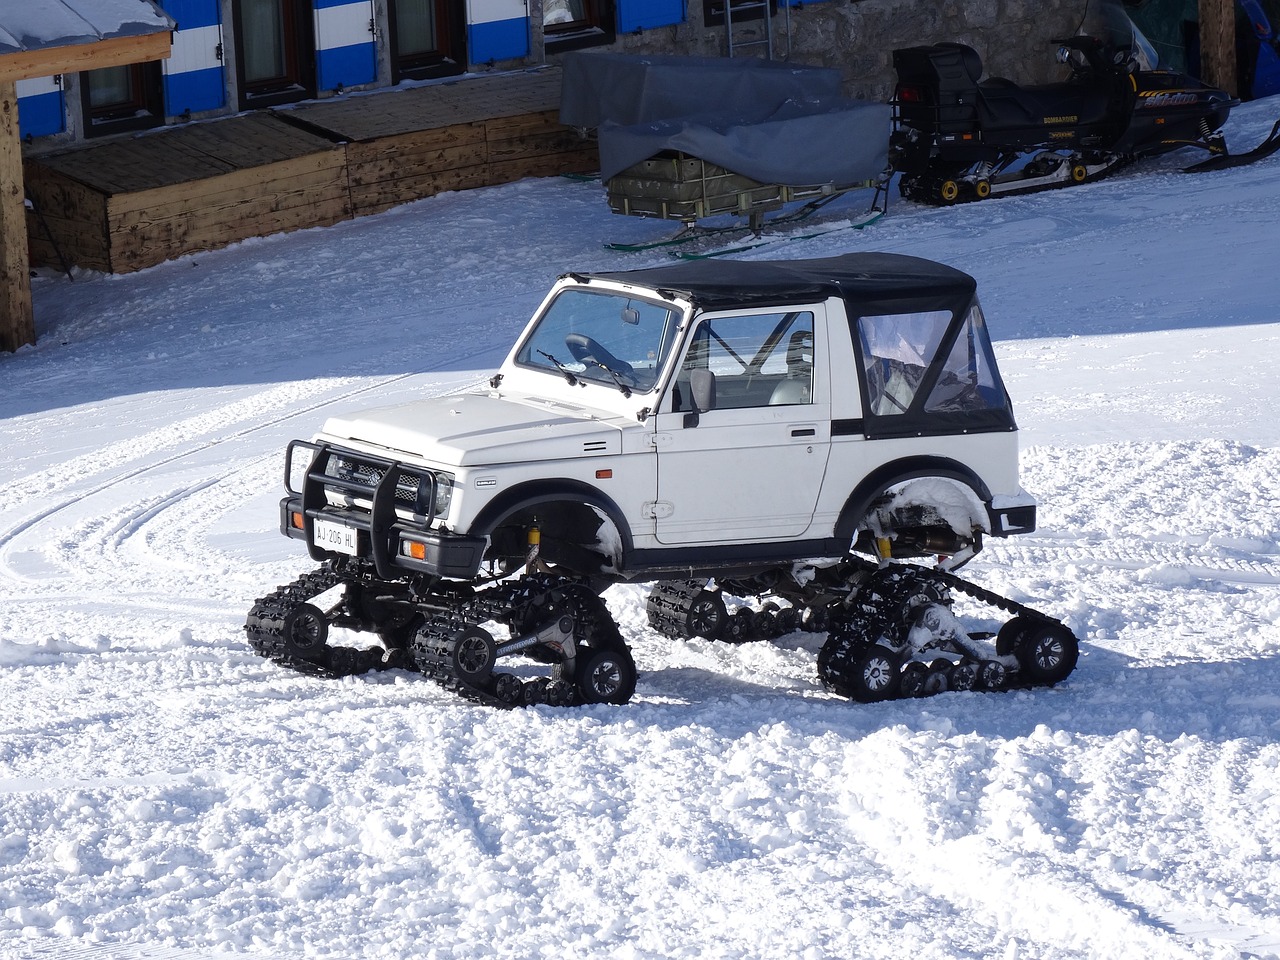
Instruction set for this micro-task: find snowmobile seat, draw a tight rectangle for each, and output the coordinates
[977,78,1111,133]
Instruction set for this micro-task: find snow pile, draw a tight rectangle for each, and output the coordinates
[2,97,1280,960]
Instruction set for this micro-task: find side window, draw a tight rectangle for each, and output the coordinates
[923,303,1008,413]
[856,311,950,416]
[672,311,814,411]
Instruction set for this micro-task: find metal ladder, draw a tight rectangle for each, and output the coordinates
[724,0,789,59]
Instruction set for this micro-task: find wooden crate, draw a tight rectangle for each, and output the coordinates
[25,113,347,274]
[23,69,599,273]
[287,69,598,219]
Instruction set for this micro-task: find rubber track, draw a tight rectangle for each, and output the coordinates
[411,573,630,708]
[244,565,396,677]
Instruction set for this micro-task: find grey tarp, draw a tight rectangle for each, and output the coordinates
[559,52,891,186]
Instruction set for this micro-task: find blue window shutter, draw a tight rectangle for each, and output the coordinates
[157,0,226,115]
[468,0,530,63]
[315,0,377,90]
[17,78,65,139]
[617,0,685,32]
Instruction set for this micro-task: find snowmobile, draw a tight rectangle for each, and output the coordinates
[889,0,1271,203]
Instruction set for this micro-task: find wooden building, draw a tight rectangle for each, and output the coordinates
[2,0,173,352]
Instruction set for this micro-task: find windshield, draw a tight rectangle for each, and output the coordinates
[515,288,681,394]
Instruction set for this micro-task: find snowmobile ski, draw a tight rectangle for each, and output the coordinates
[670,209,884,260]
[1183,119,1280,172]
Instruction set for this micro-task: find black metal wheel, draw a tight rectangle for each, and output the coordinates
[543,678,576,707]
[800,604,828,633]
[844,645,903,703]
[686,591,727,640]
[978,659,1008,691]
[996,616,1034,656]
[576,647,638,705]
[1015,623,1079,686]
[492,673,525,706]
[450,626,496,684]
[282,603,329,653]
[899,661,929,698]
[948,660,978,691]
[723,608,756,643]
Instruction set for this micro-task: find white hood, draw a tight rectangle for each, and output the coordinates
[318,391,626,467]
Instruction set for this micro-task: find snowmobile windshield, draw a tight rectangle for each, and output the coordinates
[514,288,681,394]
[1080,0,1160,69]
[854,300,1016,439]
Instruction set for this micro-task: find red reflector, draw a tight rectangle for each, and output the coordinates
[899,87,922,103]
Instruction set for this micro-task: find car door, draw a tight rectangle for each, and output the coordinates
[649,305,832,545]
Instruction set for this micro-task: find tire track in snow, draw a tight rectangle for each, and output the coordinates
[0,366,490,589]
[983,538,1280,588]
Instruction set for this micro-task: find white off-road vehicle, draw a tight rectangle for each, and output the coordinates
[247,253,1077,706]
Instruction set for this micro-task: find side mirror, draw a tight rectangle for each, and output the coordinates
[683,369,716,427]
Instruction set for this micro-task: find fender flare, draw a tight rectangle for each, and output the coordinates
[833,456,993,541]
[469,478,636,557]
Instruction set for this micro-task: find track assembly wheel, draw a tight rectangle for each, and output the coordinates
[576,647,639,705]
[723,608,756,643]
[282,603,328,655]
[687,591,727,640]
[448,626,497,685]
[845,645,903,703]
[1015,622,1079,685]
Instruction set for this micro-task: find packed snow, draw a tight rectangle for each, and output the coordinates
[2,94,1280,960]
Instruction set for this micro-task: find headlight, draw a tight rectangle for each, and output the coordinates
[432,473,454,519]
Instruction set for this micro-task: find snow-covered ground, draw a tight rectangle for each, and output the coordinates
[3,94,1280,960]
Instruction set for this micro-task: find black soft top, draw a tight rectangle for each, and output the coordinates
[585,252,977,312]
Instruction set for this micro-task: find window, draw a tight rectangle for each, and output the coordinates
[388,0,465,81]
[544,0,615,51]
[233,0,315,109]
[516,289,680,394]
[857,303,1011,421]
[81,63,164,137]
[674,311,814,411]
[702,0,774,28]
[857,310,949,417]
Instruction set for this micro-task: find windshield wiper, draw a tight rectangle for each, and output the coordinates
[585,360,633,398]
[537,350,578,386]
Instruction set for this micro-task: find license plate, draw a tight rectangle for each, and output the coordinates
[313,517,359,556]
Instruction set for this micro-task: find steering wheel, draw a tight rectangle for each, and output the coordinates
[564,333,635,378]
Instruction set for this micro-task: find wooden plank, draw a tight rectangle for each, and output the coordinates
[37,137,234,194]
[28,114,339,195]
[1200,0,1237,96]
[349,167,491,218]
[487,127,596,165]
[0,31,172,83]
[490,149,597,186]
[22,159,110,272]
[484,110,566,140]
[345,122,485,162]
[107,161,351,272]
[26,206,111,272]
[1,79,34,352]
[347,142,489,186]
[108,149,346,216]
[282,68,564,141]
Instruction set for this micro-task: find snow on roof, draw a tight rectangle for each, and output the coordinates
[0,0,172,57]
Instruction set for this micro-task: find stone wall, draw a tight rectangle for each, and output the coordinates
[548,0,1089,102]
